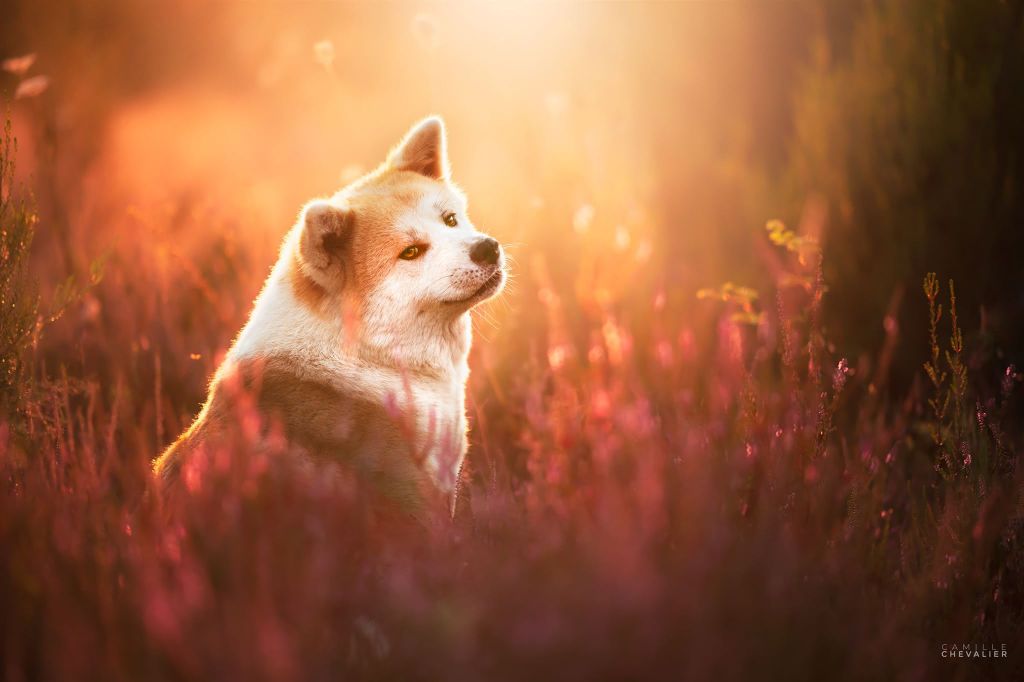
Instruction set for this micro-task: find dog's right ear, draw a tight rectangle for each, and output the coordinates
[386,116,449,180]
[298,200,352,279]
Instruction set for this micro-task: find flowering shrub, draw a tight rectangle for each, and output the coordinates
[1,117,1020,678]
[1,1,1022,676]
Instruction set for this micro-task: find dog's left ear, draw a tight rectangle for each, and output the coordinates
[386,116,449,180]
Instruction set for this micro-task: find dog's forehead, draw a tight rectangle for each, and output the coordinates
[393,181,467,220]
[340,175,466,262]
[346,171,464,226]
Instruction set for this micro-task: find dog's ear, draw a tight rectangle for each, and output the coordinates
[298,200,352,279]
[386,116,449,180]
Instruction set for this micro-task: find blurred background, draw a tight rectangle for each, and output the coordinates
[3,3,1024,680]
[3,0,1022,405]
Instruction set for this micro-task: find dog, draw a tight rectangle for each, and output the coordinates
[153,117,505,518]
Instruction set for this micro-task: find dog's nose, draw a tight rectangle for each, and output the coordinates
[469,237,500,265]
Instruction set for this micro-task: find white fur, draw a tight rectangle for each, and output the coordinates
[227,183,503,494]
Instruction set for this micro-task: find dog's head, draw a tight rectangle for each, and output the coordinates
[291,117,504,356]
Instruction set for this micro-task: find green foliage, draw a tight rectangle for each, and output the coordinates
[923,272,989,480]
[696,281,763,325]
[765,218,818,265]
[787,0,1024,376]
[0,117,38,425]
[922,273,949,446]
[698,219,824,325]
[46,252,106,325]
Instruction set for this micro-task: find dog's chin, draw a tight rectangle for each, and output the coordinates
[442,269,505,309]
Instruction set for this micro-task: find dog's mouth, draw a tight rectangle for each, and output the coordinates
[444,269,504,306]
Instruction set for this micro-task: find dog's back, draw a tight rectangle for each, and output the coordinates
[154,356,437,517]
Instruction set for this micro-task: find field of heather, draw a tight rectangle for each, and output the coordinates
[2,2,1023,681]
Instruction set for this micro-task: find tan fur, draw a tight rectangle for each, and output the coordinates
[155,357,440,518]
[288,253,329,313]
[336,172,443,299]
[154,118,504,518]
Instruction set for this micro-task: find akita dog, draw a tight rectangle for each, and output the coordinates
[154,117,505,517]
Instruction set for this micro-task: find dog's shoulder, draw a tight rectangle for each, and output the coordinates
[240,355,407,455]
[153,355,425,489]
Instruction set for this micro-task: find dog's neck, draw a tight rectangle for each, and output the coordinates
[356,311,471,381]
[228,254,470,395]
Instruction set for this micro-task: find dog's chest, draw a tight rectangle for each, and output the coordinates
[406,373,468,490]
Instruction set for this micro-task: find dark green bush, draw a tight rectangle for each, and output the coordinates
[787,0,1024,383]
[0,117,37,427]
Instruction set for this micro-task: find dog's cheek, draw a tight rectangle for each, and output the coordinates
[371,274,421,319]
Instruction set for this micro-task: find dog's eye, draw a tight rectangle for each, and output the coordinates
[399,245,425,260]
[443,212,458,227]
